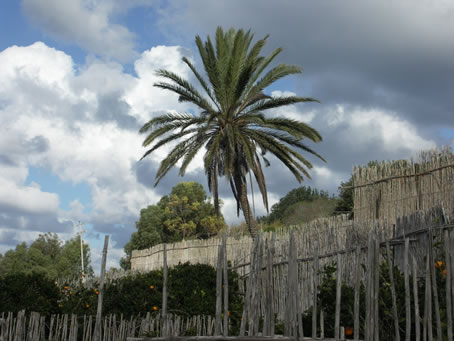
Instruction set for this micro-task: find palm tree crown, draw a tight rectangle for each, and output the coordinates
[140,27,324,237]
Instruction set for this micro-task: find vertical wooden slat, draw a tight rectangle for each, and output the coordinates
[223,234,229,336]
[365,234,373,341]
[404,237,411,341]
[386,240,400,341]
[451,231,454,333]
[429,227,442,341]
[94,235,109,341]
[354,247,361,341]
[162,243,168,337]
[445,229,453,341]
[263,240,271,336]
[252,234,263,336]
[413,255,421,341]
[270,233,276,336]
[374,237,380,341]
[312,249,319,339]
[215,241,223,335]
[424,246,433,341]
[335,252,342,340]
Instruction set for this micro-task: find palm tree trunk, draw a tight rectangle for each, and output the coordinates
[213,162,220,218]
[234,175,257,237]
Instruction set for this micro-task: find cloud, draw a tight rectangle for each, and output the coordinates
[2,0,452,270]
[158,0,454,128]
[0,41,196,265]
[124,45,193,125]
[0,178,59,214]
[21,0,137,61]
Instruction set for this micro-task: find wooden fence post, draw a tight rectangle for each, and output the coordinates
[162,243,168,337]
[354,246,361,341]
[223,234,229,336]
[365,233,374,341]
[404,237,411,341]
[445,229,453,341]
[312,249,319,339]
[424,247,433,341]
[335,252,342,340]
[386,241,400,341]
[374,237,380,341]
[215,239,223,335]
[413,256,421,341]
[429,227,442,341]
[94,235,109,341]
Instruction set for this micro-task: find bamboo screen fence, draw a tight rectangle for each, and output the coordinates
[352,148,454,228]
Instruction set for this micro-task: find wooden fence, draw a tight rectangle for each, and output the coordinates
[2,207,454,340]
[228,207,454,340]
[0,311,219,341]
[352,148,454,226]
[130,206,454,341]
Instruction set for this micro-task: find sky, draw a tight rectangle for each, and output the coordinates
[0,0,453,272]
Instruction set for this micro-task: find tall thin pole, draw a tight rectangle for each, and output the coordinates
[94,235,109,341]
[162,243,168,337]
[78,221,85,283]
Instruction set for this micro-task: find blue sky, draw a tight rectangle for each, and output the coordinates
[0,0,453,272]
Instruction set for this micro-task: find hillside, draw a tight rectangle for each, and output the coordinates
[276,196,339,225]
[258,186,339,226]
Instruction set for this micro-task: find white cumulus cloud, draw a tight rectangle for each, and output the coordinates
[22,0,137,61]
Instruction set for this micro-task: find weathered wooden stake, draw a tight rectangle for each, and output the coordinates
[223,234,229,336]
[312,249,319,339]
[424,247,433,341]
[413,255,421,341]
[386,240,400,341]
[429,227,442,341]
[404,237,411,341]
[215,241,223,336]
[335,252,342,340]
[365,234,374,341]
[94,235,109,341]
[354,247,360,341]
[162,243,168,337]
[445,229,453,341]
[374,237,380,341]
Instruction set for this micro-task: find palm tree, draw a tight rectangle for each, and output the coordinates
[140,27,324,237]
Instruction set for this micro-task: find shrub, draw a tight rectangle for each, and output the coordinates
[0,272,60,314]
[0,262,243,328]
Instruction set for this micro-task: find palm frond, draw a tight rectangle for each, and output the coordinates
[140,128,198,160]
[182,56,220,111]
[246,96,319,114]
[139,113,195,134]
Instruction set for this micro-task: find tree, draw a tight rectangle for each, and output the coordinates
[261,186,330,224]
[122,181,225,269]
[0,233,92,279]
[140,27,324,237]
[332,178,354,218]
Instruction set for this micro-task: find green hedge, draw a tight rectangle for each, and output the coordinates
[0,272,61,314]
[0,263,243,324]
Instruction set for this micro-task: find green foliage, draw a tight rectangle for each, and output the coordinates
[301,255,452,340]
[332,177,354,217]
[0,233,92,279]
[123,182,225,269]
[259,186,333,225]
[0,272,60,313]
[0,263,243,327]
